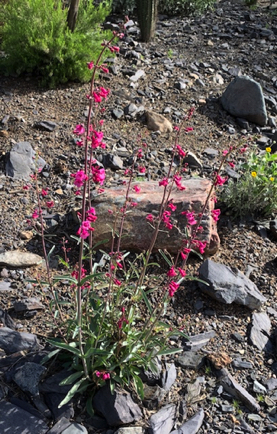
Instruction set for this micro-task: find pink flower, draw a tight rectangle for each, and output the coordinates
[211,208,221,222]
[214,174,227,186]
[87,61,94,69]
[168,281,179,297]
[228,162,235,169]
[101,66,109,74]
[76,139,83,147]
[178,268,186,277]
[222,149,228,156]
[167,267,177,277]
[32,209,39,219]
[114,278,122,286]
[102,372,110,380]
[72,170,88,188]
[130,202,138,207]
[87,207,97,222]
[159,178,169,187]
[133,185,141,193]
[138,166,146,173]
[93,92,102,103]
[91,166,105,185]
[193,240,206,254]
[91,130,104,149]
[176,145,186,158]
[73,124,85,135]
[99,120,104,126]
[41,189,48,197]
[46,200,54,209]
[23,184,31,190]
[174,126,180,131]
[173,174,186,191]
[137,149,143,159]
[146,214,154,222]
[184,127,193,133]
[99,87,110,98]
[168,202,177,212]
[182,211,197,226]
[77,220,92,239]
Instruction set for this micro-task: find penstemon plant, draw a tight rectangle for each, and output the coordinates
[24,30,233,413]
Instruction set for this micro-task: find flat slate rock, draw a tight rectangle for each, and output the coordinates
[0,327,39,354]
[0,400,48,434]
[5,141,46,180]
[198,259,266,310]
[0,250,42,268]
[249,311,272,351]
[171,408,204,434]
[221,75,267,126]
[149,403,176,434]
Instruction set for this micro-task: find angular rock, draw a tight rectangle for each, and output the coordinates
[149,403,176,434]
[46,417,71,434]
[186,378,202,404]
[0,250,42,268]
[221,76,267,126]
[183,152,202,169]
[44,392,74,422]
[36,120,57,131]
[171,408,204,434]
[161,363,176,391]
[129,69,145,82]
[112,108,124,119]
[102,154,124,170]
[249,312,272,351]
[91,179,220,255]
[13,297,44,312]
[6,141,46,180]
[218,368,261,412]
[0,307,15,329]
[176,352,204,370]
[114,428,144,434]
[0,327,39,354]
[198,260,266,309]
[0,280,12,291]
[12,362,46,396]
[92,385,142,426]
[143,384,166,409]
[0,401,48,434]
[59,423,88,434]
[145,111,173,133]
[182,331,216,351]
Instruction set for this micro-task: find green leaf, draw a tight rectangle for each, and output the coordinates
[58,378,86,408]
[84,347,110,358]
[47,244,55,260]
[158,249,173,267]
[139,286,153,314]
[40,348,60,364]
[155,347,183,356]
[133,374,144,400]
[59,371,84,386]
[48,339,82,357]
[53,274,78,285]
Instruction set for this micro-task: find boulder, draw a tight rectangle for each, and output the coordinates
[90,179,220,255]
[221,76,267,126]
[198,260,266,309]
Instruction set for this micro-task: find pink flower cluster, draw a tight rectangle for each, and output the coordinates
[168,281,179,297]
[77,220,94,239]
[91,166,105,185]
[92,87,110,104]
[95,371,110,380]
[211,208,221,222]
[181,211,197,226]
[71,170,88,188]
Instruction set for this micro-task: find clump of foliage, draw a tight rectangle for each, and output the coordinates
[219,146,277,218]
[111,0,215,16]
[0,0,112,87]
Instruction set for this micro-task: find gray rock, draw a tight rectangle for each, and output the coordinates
[253,380,267,394]
[0,280,12,291]
[183,331,216,351]
[186,378,202,404]
[142,384,166,410]
[0,307,15,329]
[112,108,124,119]
[266,378,277,391]
[103,154,124,170]
[198,260,267,309]
[0,327,39,354]
[6,141,46,180]
[249,312,272,351]
[44,392,74,422]
[46,417,71,434]
[0,400,48,433]
[13,297,44,312]
[129,69,145,82]
[60,423,88,434]
[114,428,144,434]
[161,363,176,391]
[232,359,253,369]
[148,403,176,434]
[170,408,204,434]
[221,76,267,126]
[12,362,46,396]
[183,152,202,169]
[176,352,204,370]
[0,250,42,268]
[218,368,261,412]
[92,385,142,426]
[36,120,57,131]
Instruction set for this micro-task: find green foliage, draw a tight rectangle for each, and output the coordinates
[112,0,136,13]
[45,249,186,407]
[0,0,112,87]
[220,146,277,218]
[158,0,216,16]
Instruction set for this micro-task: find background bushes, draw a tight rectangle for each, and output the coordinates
[0,0,112,87]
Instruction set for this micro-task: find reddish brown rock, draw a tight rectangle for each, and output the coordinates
[90,179,220,255]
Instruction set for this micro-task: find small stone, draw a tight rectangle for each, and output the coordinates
[177,353,204,370]
[145,111,173,133]
[129,69,145,82]
[112,108,124,119]
[13,362,46,396]
[183,152,202,169]
[36,120,57,131]
[170,408,204,434]
[249,312,272,351]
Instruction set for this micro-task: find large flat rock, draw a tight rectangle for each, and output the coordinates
[90,179,220,255]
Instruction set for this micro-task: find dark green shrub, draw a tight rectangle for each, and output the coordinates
[158,0,216,16]
[0,0,112,87]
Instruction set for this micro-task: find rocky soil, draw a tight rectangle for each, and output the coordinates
[1,0,277,433]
